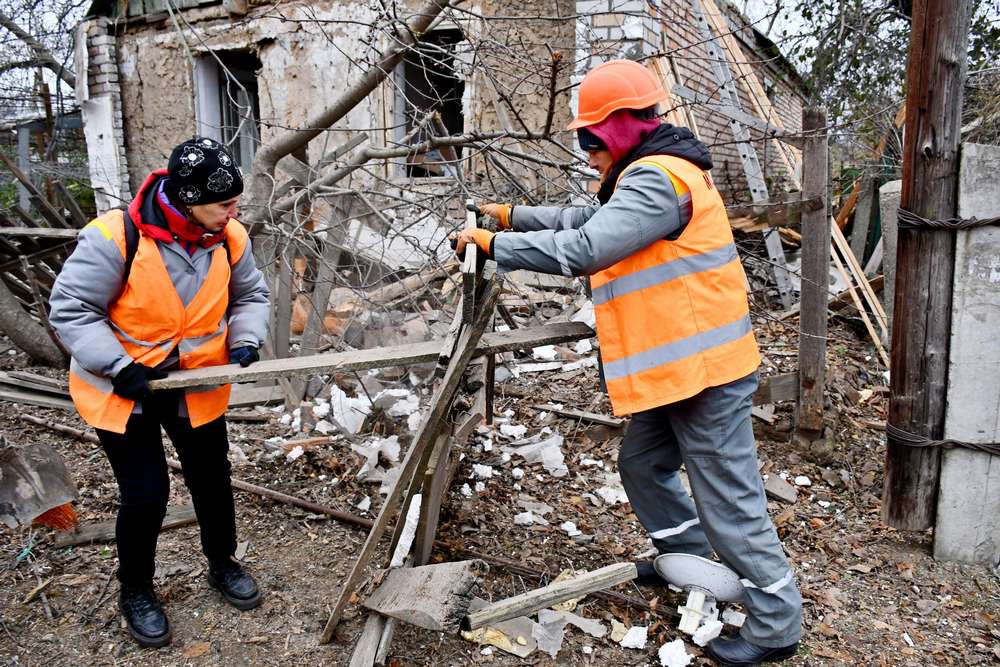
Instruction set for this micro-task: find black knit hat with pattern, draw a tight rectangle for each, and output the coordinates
[164,137,244,206]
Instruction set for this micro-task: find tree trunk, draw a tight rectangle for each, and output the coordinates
[0,280,65,367]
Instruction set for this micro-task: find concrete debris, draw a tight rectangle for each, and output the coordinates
[351,436,400,479]
[563,356,598,371]
[500,423,528,439]
[793,475,813,487]
[507,434,567,477]
[532,345,558,361]
[530,608,608,658]
[596,472,629,505]
[658,639,693,667]
[721,608,747,628]
[764,475,799,504]
[619,625,648,649]
[285,446,304,462]
[511,467,524,480]
[474,481,487,493]
[692,619,724,646]
[373,388,420,417]
[328,385,371,434]
[560,521,581,537]
[538,609,607,638]
[472,464,494,479]
[460,483,473,498]
[571,300,596,328]
[514,511,536,525]
[516,497,554,516]
[354,495,371,512]
[313,419,336,435]
[573,339,593,355]
[610,619,628,643]
[514,361,564,374]
[581,458,604,467]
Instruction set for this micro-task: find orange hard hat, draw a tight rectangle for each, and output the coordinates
[568,59,668,130]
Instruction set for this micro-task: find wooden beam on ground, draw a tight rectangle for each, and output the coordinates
[531,404,625,428]
[796,107,830,435]
[362,560,487,632]
[0,388,74,411]
[348,614,386,667]
[54,504,196,548]
[148,322,593,390]
[462,563,637,631]
[319,278,501,643]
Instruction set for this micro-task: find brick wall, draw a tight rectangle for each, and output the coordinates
[77,17,132,213]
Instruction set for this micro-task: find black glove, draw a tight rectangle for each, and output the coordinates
[112,362,168,402]
[229,345,259,367]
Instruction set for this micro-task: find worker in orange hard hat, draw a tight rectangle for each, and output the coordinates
[457,59,802,666]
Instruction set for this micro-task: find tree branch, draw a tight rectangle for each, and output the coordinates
[0,10,76,89]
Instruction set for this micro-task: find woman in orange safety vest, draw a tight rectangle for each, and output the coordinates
[455,60,802,667]
[50,137,269,648]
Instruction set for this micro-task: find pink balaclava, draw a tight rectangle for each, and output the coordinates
[585,109,661,163]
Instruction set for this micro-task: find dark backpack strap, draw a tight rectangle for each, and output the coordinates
[122,208,140,285]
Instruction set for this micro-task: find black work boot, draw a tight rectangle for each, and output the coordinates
[207,560,262,611]
[634,559,673,588]
[119,585,171,648]
[705,636,798,666]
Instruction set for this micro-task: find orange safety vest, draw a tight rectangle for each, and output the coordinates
[68,209,249,434]
[591,154,760,416]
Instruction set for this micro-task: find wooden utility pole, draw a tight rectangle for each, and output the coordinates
[882,0,972,530]
[796,107,829,436]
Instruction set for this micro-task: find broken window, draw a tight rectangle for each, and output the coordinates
[396,29,466,178]
[194,51,261,173]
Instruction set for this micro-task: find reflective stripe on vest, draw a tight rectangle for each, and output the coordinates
[592,154,760,415]
[68,209,248,434]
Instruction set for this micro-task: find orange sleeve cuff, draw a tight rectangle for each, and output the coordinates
[497,204,513,230]
[470,228,495,256]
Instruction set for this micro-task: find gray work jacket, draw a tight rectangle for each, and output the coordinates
[492,164,689,276]
[49,221,270,381]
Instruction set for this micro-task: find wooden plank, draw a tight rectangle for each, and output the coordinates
[530,404,624,428]
[863,238,884,276]
[6,371,68,392]
[0,371,68,397]
[463,563,637,631]
[53,181,88,228]
[0,153,70,229]
[0,227,80,238]
[362,560,487,632]
[796,108,830,434]
[0,388,74,411]
[461,199,477,325]
[319,278,502,643]
[878,180,902,336]
[831,221,888,335]
[348,614,386,667]
[413,433,453,566]
[934,142,1000,565]
[149,322,594,390]
[753,372,799,405]
[830,247,890,367]
[53,504,197,548]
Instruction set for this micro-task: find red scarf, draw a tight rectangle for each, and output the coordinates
[128,170,226,252]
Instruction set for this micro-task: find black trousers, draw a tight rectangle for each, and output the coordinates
[96,392,237,587]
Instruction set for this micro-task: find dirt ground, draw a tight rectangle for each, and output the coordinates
[1,314,999,667]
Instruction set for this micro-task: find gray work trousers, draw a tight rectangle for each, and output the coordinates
[618,372,802,647]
